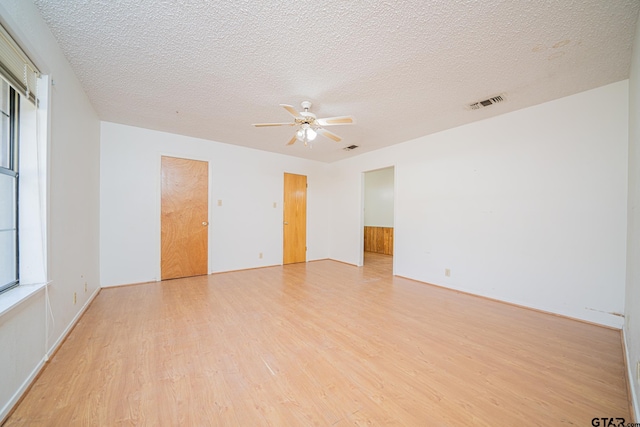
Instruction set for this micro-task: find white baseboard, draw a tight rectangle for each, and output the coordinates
[46,285,100,358]
[0,285,100,424]
[623,329,640,422]
[0,356,46,424]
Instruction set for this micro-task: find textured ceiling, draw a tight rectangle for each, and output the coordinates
[32,0,640,162]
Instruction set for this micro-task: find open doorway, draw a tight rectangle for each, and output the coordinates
[362,167,394,270]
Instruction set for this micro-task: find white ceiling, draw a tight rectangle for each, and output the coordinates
[32,0,640,163]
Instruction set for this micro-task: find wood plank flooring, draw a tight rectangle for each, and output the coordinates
[4,253,631,426]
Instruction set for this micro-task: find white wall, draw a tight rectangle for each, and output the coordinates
[364,167,394,227]
[625,10,640,421]
[0,292,45,418]
[329,81,628,328]
[100,122,330,287]
[0,2,101,422]
[0,2,633,419]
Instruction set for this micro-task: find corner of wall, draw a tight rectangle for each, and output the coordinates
[624,7,640,422]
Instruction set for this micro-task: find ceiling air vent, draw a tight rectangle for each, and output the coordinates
[468,94,506,110]
[343,145,359,151]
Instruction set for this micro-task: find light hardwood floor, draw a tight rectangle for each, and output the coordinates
[5,253,632,426]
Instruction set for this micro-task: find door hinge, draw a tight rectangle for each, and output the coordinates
[305,246,307,251]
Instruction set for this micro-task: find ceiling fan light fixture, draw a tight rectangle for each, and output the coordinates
[253,101,354,147]
[296,124,317,145]
[306,127,317,141]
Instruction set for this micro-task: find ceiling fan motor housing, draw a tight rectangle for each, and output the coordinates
[299,111,317,125]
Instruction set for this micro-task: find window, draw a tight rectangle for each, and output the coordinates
[0,79,18,293]
[0,23,44,302]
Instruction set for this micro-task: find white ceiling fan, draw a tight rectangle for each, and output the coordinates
[252,101,355,146]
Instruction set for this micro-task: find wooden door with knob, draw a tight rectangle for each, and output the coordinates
[283,173,307,264]
[161,156,209,280]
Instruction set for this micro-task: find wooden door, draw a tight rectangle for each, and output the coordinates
[283,173,307,264]
[161,156,209,280]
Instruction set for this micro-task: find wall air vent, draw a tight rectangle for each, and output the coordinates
[343,145,359,151]
[468,94,506,110]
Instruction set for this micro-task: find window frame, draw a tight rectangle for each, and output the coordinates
[0,83,19,294]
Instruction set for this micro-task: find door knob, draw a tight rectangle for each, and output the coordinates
[202,221,208,226]
[284,222,289,225]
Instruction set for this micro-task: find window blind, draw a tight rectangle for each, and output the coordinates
[0,24,39,104]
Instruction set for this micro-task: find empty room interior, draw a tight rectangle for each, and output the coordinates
[2,1,640,425]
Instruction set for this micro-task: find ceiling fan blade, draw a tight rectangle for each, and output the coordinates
[286,134,297,146]
[280,104,300,118]
[316,116,355,126]
[252,122,295,127]
[317,128,342,142]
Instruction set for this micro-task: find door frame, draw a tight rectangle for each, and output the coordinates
[156,152,213,281]
[359,165,397,274]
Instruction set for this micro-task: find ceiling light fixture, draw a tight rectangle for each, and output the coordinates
[296,123,317,146]
[253,101,355,147]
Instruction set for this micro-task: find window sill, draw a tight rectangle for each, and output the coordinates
[0,282,47,317]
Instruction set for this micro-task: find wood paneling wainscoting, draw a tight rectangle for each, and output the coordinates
[364,226,394,255]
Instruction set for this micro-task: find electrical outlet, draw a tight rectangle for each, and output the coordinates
[445,268,451,277]
[73,292,77,305]
[273,202,277,208]
[84,282,88,293]
[217,199,222,206]
[259,252,263,259]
